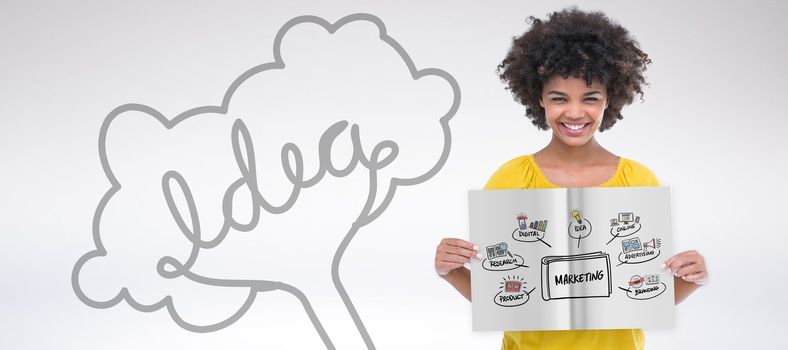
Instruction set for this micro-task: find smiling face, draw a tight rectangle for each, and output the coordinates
[539,75,609,148]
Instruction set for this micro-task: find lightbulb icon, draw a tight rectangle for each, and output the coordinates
[570,209,583,224]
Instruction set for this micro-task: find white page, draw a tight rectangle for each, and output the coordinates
[469,187,675,331]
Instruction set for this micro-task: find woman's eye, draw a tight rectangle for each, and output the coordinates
[551,97,566,102]
[585,98,599,102]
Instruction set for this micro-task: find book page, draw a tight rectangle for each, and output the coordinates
[469,186,674,331]
[469,188,570,331]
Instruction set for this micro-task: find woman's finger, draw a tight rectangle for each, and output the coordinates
[661,254,677,269]
[675,262,703,277]
[440,245,479,259]
[680,271,707,283]
[662,250,698,269]
[665,253,698,272]
[438,254,471,265]
[443,238,478,251]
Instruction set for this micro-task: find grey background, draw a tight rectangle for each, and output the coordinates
[2,0,787,349]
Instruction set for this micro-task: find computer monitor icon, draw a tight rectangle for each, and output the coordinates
[618,212,634,224]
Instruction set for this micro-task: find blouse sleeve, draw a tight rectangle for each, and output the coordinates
[620,158,661,187]
[483,156,534,190]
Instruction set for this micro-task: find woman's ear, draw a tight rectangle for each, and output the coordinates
[539,97,544,108]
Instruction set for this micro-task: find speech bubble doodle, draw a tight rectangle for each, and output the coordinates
[617,249,661,266]
[567,219,592,248]
[606,212,642,245]
[511,228,552,248]
[618,282,667,300]
[616,237,662,266]
[482,254,528,271]
[511,214,551,248]
[493,276,536,307]
[71,13,460,350]
[482,242,528,271]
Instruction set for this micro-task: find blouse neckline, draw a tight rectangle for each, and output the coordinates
[527,154,624,188]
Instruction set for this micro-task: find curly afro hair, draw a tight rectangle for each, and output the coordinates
[496,6,652,131]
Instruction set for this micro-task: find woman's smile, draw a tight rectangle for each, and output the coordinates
[558,121,592,137]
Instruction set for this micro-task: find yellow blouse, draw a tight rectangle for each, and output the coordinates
[483,154,660,350]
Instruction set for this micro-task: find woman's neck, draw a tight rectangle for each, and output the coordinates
[535,136,613,166]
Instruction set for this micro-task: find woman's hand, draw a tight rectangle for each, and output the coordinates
[663,250,707,285]
[434,238,481,276]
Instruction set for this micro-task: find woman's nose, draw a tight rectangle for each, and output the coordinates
[565,102,584,118]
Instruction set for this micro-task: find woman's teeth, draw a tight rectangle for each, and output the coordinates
[562,123,586,131]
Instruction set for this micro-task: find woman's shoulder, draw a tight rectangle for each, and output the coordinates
[616,157,661,187]
[483,155,541,190]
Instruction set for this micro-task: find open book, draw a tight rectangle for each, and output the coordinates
[468,186,675,331]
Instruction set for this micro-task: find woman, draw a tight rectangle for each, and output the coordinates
[434,7,708,350]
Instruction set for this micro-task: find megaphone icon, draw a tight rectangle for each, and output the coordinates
[643,238,661,250]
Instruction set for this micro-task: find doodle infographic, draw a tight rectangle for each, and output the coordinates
[568,209,592,248]
[469,186,675,331]
[511,212,551,247]
[71,13,460,350]
[617,237,662,266]
[493,276,536,307]
[618,274,667,300]
[607,211,642,245]
[541,252,612,301]
[482,242,529,271]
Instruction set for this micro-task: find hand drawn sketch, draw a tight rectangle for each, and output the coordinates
[482,242,529,271]
[512,212,551,247]
[540,252,612,301]
[618,274,667,300]
[469,186,675,331]
[567,209,592,248]
[71,13,459,350]
[606,211,642,245]
[493,275,536,307]
[617,236,662,266]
